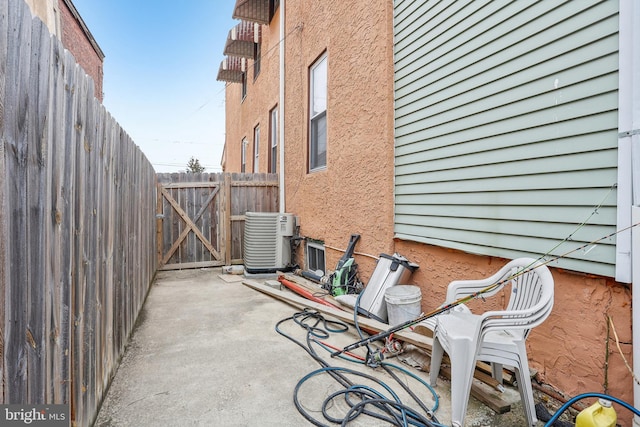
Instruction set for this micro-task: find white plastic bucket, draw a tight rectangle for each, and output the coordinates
[384,285,422,326]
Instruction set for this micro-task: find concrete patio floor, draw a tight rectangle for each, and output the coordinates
[94,268,559,426]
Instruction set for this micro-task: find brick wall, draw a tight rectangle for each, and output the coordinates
[58,0,104,101]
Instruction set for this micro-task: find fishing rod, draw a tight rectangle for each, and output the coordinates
[331,219,640,358]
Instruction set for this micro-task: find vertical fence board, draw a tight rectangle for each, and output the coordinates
[5,0,32,403]
[226,175,234,262]
[93,104,105,401]
[41,31,55,409]
[59,44,79,411]
[101,132,110,385]
[26,16,51,405]
[48,34,71,407]
[0,0,8,405]
[70,60,86,427]
[83,74,98,425]
[156,182,163,266]
[102,117,116,392]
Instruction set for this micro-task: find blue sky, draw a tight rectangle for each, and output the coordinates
[71,0,236,172]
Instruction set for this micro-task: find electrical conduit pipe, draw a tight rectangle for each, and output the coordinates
[616,0,639,423]
[278,0,285,214]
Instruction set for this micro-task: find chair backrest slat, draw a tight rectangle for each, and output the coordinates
[479,258,554,339]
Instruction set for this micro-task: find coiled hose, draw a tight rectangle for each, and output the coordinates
[276,308,445,426]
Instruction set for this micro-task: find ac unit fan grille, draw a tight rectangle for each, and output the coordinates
[244,212,280,271]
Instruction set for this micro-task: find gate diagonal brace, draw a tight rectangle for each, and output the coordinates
[160,186,221,264]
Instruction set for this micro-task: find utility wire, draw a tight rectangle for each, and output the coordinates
[535,184,616,265]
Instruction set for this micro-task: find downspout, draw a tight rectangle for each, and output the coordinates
[278,0,286,214]
[618,0,640,424]
[634,206,640,426]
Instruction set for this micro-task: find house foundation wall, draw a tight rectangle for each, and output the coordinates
[394,239,634,420]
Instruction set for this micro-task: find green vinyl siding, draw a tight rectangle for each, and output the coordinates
[393,0,619,277]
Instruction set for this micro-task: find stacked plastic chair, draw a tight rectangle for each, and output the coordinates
[429,258,554,427]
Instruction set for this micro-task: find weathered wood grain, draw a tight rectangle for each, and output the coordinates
[1,1,157,425]
[26,14,52,405]
[5,0,32,403]
[0,0,8,406]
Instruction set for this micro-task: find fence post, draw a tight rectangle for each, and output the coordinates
[224,173,232,265]
[156,181,163,269]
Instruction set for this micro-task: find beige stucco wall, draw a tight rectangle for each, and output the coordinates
[224,0,396,275]
[24,0,61,35]
[282,0,396,275]
[222,2,634,425]
[24,0,104,101]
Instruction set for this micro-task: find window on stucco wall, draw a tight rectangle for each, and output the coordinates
[241,137,247,173]
[241,72,247,101]
[309,53,327,172]
[269,106,278,174]
[253,124,260,173]
[254,43,261,80]
[306,241,326,275]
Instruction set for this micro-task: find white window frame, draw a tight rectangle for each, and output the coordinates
[305,241,326,275]
[270,106,278,174]
[241,137,247,173]
[309,54,327,172]
[241,72,247,100]
[253,125,260,173]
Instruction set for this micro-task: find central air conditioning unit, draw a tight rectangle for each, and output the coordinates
[244,212,297,273]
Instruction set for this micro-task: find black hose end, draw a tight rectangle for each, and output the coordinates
[330,350,342,358]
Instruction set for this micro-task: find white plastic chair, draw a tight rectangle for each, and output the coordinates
[429,257,554,427]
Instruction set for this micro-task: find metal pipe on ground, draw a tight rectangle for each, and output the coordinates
[277,276,344,311]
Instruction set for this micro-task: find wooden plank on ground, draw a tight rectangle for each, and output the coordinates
[439,366,511,414]
[476,361,516,386]
[242,279,434,350]
[401,346,505,394]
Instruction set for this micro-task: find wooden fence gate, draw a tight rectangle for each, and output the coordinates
[156,172,279,270]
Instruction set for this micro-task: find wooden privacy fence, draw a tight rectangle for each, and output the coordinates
[0,1,157,426]
[157,172,279,269]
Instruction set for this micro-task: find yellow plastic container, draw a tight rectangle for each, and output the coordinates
[575,398,617,427]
